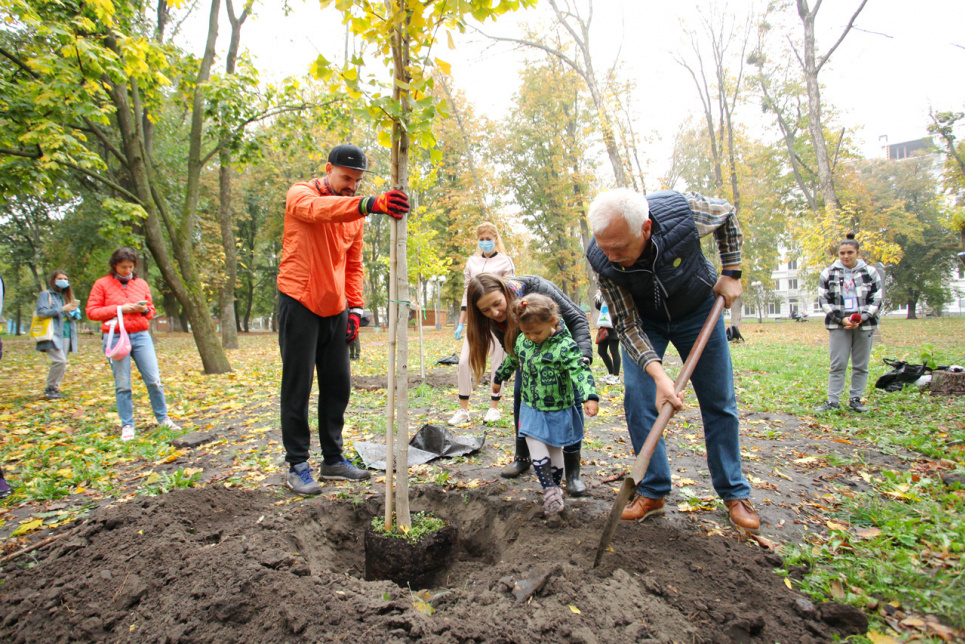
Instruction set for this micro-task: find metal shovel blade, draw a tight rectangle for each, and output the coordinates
[593,477,637,568]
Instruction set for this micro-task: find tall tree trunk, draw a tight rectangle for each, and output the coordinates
[795,0,869,212]
[485,0,629,187]
[217,157,239,349]
[215,0,252,350]
[99,1,232,374]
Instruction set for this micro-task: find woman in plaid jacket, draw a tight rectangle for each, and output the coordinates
[815,234,883,413]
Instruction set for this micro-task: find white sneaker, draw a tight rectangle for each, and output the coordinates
[159,417,181,431]
[121,426,136,442]
[447,409,471,426]
[483,408,502,423]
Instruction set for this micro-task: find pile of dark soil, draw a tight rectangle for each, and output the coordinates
[0,485,867,643]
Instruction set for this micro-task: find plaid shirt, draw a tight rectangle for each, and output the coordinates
[818,261,883,329]
[598,192,742,370]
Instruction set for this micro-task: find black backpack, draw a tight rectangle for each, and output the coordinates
[726,325,745,343]
[874,359,930,392]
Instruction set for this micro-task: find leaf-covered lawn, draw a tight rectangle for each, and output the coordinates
[1,317,964,642]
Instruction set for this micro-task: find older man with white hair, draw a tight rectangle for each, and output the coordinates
[585,188,759,534]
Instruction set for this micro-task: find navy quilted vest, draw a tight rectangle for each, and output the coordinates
[586,191,717,321]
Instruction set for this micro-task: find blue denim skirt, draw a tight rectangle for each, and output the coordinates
[519,402,584,448]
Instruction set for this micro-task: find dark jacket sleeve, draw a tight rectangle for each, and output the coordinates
[520,276,592,364]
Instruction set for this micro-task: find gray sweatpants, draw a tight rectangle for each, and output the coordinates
[45,346,68,391]
[827,328,874,403]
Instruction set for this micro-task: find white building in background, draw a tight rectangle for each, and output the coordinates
[740,257,965,320]
[736,137,965,320]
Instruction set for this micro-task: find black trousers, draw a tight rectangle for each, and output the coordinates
[598,337,621,376]
[278,292,350,465]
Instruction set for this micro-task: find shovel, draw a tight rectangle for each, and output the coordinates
[593,295,726,568]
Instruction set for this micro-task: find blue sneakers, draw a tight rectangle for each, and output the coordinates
[319,457,371,481]
[287,462,322,495]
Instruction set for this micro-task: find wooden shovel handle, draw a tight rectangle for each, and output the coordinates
[594,296,725,568]
[629,296,726,483]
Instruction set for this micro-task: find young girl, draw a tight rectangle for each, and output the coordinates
[493,294,598,514]
[466,273,593,495]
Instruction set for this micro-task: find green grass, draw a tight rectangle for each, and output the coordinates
[732,318,965,640]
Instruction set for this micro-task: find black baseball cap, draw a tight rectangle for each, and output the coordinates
[328,144,368,172]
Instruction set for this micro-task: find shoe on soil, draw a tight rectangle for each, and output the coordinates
[848,397,868,413]
[288,462,322,495]
[621,496,665,521]
[159,417,182,430]
[543,486,565,514]
[0,476,12,498]
[602,375,621,386]
[44,388,63,400]
[724,499,761,534]
[447,409,471,426]
[121,426,136,442]
[814,400,839,413]
[319,457,371,481]
[483,408,502,423]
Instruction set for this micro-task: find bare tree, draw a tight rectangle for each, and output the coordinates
[479,0,629,187]
[790,0,870,211]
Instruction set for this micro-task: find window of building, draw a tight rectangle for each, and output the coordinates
[789,279,798,290]
[788,259,798,270]
[813,301,821,312]
[744,305,754,316]
[774,280,781,290]
[959,264,964,279]
[768,302,781,315]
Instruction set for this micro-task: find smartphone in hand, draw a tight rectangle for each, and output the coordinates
[136,300,147,306]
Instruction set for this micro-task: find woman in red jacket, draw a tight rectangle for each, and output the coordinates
[86,248,180,441]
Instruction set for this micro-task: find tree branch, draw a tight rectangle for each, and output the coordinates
[0,46,40,79]
[472,27,590,88]
[60,160,144,205]
[816,0,869,73]
[199,102,332,166]
[0,147,42,159]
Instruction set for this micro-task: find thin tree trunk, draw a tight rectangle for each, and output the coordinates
[215,0,252,350]
[391,4,412,531]
[794,0,869,212]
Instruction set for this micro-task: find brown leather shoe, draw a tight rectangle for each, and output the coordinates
[724,499,760,534]
[621,496,665,521]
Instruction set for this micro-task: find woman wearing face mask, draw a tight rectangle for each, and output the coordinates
[86,248,180,441]
[35,270,82,400]
[448,222,516,426]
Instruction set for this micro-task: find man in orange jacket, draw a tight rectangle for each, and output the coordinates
[278,144,409,495]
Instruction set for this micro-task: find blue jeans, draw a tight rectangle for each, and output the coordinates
[622,296,750,501]
[103,330,168,427]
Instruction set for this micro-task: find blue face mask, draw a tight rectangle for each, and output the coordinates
[116,274,132,282]
[55,279,69,290]
[478,240,495,254]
